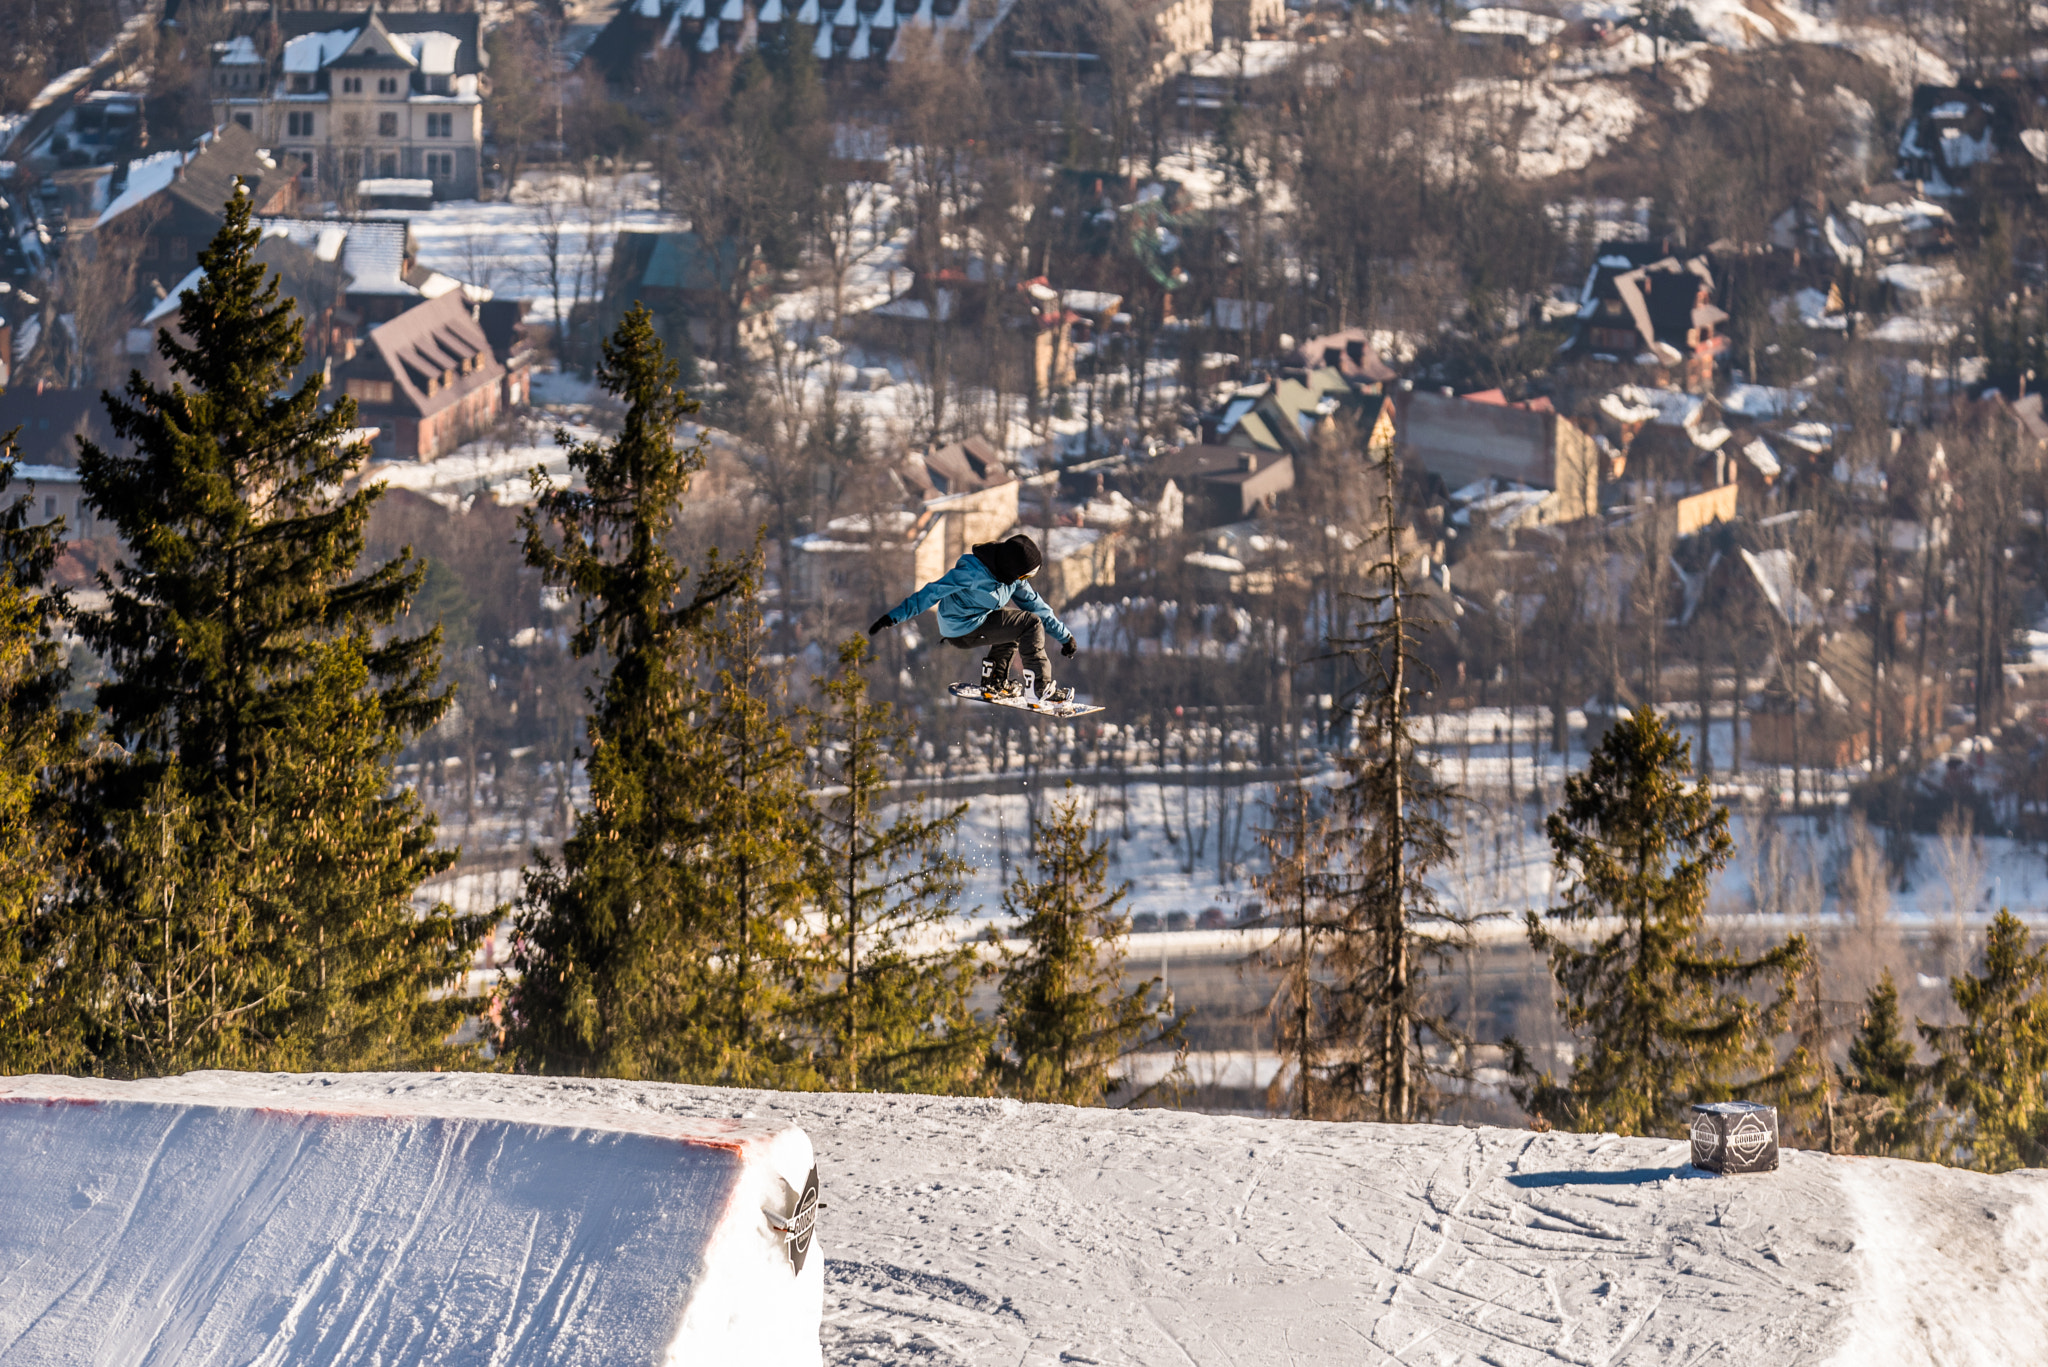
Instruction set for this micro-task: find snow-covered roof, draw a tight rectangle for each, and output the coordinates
[98,149,185,228]
[282,29,359,73]
[1781,421,1835,454]
[1740,547,1820,627]
[212,36,263,65]
[1720,383,1809,420]
[401,31,463,75]
[7,464,80,485]
[1842,196,1947,229]
[1742,438,1782,478]
[258,218,415,296]
[1608,383,1704,428]
[143,267,205,325]
[1598,391,1659,425]
[1451,7,1565,42]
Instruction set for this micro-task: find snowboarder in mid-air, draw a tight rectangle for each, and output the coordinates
[869,533,1080,704]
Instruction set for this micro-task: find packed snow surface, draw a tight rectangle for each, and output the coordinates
[5,1072,2043,1364]
[0,1072,822,1366]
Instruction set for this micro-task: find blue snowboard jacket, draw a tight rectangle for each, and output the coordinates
[883,554,1074,645]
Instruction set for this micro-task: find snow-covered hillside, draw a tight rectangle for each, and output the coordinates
[3,1072,2042,1365]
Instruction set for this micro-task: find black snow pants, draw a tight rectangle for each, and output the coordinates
[945,607,1051,685]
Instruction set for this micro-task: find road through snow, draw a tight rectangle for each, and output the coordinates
[1,1072,2043,1365]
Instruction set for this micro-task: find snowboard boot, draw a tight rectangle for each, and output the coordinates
[1020,670,1072,705]
[980,658,1023,699]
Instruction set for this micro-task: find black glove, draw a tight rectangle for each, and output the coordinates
[868,614,893,636]
[1061,637,1078,658]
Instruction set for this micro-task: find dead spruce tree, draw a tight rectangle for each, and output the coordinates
[1253,782,1342,1119]
[1324,447,1468,1123]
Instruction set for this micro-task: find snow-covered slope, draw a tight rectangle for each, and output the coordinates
[3,1072,2044,1365]
[0,1073,822,1366]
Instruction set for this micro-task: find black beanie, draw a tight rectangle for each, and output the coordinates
[973,534,1043,584]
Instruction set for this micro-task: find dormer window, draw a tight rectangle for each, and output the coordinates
[292,74,313,93]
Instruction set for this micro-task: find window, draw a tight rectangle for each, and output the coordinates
[169,236,188,260]
[342,113,361,138]
[426,112,452,138]
[287,111,315,137]
[43,497,54,520]
[425,151,453,179]
[296,150,317,180]
[292,74,313,93]
[378,112,398,137]
[377,76,399,95]
[347,378,395,405]
[233,112,253,130]
[342,76,362,94]
[141,236,158,261]
[378,152,399,177]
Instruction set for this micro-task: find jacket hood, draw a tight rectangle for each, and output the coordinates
[972,534,1043,584]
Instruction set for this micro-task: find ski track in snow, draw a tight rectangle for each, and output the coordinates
[631,1085,2047,1367]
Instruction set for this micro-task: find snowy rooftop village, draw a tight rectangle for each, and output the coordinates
[4,0,2048,1361]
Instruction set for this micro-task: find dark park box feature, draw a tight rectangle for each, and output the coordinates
[1689,1101,1779,1174]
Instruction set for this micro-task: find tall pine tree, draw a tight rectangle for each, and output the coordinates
[807,636,986,1094]
[73,184,480,1073]
[678,583,821,1087]
[1840,969,1931,1159]
[991,793,1179,1105]
[0,444,89,1073]
[1508,706,1808,1136]
[504,305,747,1079]
[1923,910,2048,1172]
[1324,445,1466,1122]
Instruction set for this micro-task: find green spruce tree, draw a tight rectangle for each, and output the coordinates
[1507,706,1808,1136]
[1923,910,2048,1172]
[991,793,1179,1105]
[1840,970,1931,1159]
[679,584,821,1087]
[808,636,986,1094]
[73,185,480,1073]
[0,444,89,1073]
[504,305,747,1079]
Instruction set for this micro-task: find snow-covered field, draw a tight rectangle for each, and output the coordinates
[401,174,678,322]
[4,1071,2041,1365]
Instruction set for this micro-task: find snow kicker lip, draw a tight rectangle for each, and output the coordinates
[0,1072,826,1367]
[769,1165,821,1274]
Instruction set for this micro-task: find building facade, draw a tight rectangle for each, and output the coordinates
[210,9,485,202]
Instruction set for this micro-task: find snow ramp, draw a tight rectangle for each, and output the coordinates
[0,1072,822,1367]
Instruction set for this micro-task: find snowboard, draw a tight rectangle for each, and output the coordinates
[949,681,1105,718]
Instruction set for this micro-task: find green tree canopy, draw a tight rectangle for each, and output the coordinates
[504,304,747,1079]
[1924,910,2048,1172]
[0,442,89,1073]
[71,183,481,1073]
[992,792,1179,1105]
[1509,706,1807,1136]
[806,636,986,1094]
